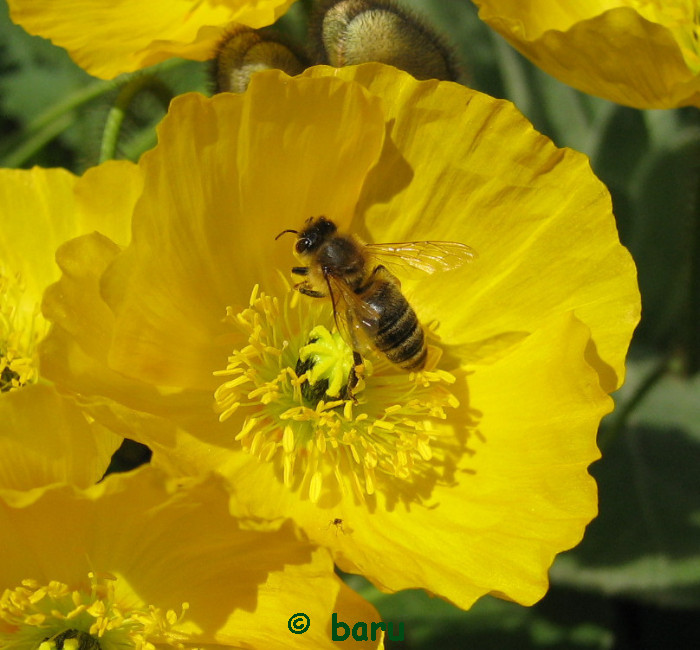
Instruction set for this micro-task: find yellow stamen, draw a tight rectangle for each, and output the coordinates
[214,286,464,503]
[0,573,190,650]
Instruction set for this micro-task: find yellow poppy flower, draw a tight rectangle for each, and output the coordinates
[40,64,641,609]
[0,466,382,649]
[0,164,138,491]
[473,0,700,108]
[7,0,298,80]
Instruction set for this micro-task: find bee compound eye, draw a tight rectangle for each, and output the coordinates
[296,239,309,254]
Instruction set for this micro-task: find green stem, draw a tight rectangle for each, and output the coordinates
[98,74,174,163]
[0,80,113,166]
[119,125,159,161]
[0,58,185,168]
[1,114,75,168]
[599,357,670,451]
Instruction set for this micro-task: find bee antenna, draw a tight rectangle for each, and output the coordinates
[275,229,298,241]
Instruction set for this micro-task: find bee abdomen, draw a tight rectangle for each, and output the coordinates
[374,297,427,371]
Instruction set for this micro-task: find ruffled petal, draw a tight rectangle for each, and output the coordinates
[74,160,141,246]
[41,232,216,423]
[0,384,120,497]
[0,468,382,650]
[0,165,135,387]
[0,167,78,305]
[473,1,700,108]
[215,312,606,608]
[0,164,135,300]
[38,65,639,611]
[304,64,640,392]
[99,81,385,387]
[8,0,298,79]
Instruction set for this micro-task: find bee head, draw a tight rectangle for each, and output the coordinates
[298,216,337,252]
[274,216,338,255]
[276,216,338,256]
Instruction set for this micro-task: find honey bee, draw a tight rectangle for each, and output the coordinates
[276,216,475,380]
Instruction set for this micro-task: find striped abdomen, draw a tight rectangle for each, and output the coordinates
[362,280,427,371]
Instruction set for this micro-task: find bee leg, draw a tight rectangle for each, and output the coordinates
[292,266,309,276]
[346,351,365,404]
[296,283,326,298]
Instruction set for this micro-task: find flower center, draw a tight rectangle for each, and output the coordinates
[214,285,463,504]
[0,271,44,392]
[0,573,189,650]
[296,325,357,402]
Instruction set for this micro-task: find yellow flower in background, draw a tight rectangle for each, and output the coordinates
[472,0,700,109]
[0,384,121,496]
[40,64,641,609]
[0,466,382,650]
[0,165,137,491]
[7,0,298,80]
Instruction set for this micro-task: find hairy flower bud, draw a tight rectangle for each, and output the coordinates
[215,26,310,93]
[310,0,458,81]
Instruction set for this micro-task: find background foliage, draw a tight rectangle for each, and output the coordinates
[1,0,699,647]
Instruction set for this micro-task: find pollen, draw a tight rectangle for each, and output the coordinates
[0,270,44,392]
[0,573,190,650]
[214,286,462,504]
[297,325,355,400]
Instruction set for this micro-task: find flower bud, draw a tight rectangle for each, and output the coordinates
[215,26,310,93]
[311,0,458,81]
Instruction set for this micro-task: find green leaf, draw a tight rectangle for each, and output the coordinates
[552,361,700,608]
[0,1,93,124]
[351,577,615,649]
[626,129,700,348]
[589,105,650,190]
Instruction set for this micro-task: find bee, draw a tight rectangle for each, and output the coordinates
[276,216,475,380]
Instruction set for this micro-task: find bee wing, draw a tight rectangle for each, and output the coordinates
[365,241,476,275]
[326,275,380,354]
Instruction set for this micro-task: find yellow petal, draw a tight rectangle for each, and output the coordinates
[0,164,134,302]
[0,384,120,498]
[100,81,385,387]
[217,312,606,608]
[473,1,700,108]
[37,65,638,611]
[8,0,298,79]
[0,467,381,650]
[40,232,217,423]
[74,160,140,246]
[303,64,640,392]
[0,168,78,307]
[0,165,134,386]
